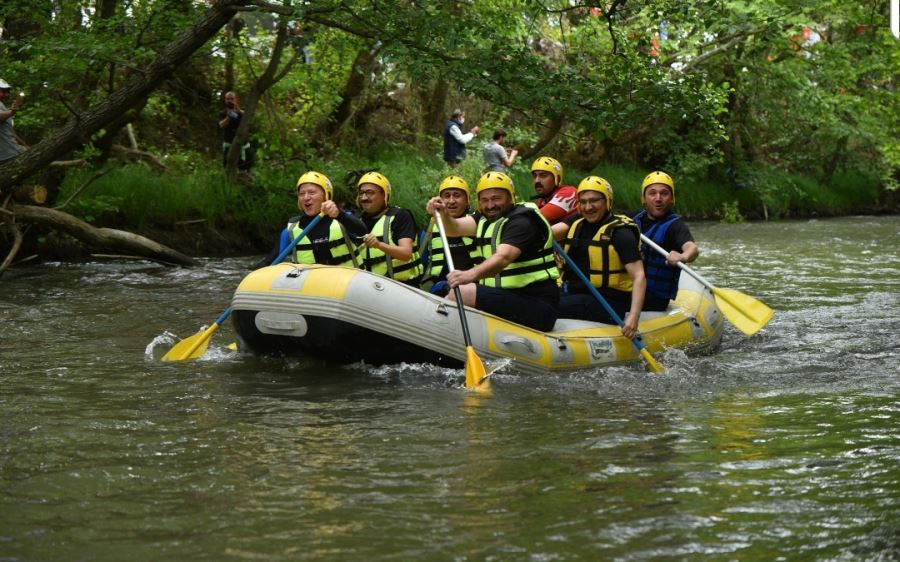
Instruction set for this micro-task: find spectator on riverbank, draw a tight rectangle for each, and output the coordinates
[443,108,479,167]
[218,91,254,171]
[483,129,518,173]
[0,79,27,163]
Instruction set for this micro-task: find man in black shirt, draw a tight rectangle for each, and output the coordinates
[633,171,699,311]
[552,176,646,338]
[427,172,560,332]
[218,91,253,170]
[356,171,422,284]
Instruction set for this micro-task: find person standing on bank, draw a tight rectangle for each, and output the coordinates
[633,171,699,311]
[356,171,423,285]
[427,172,560,332]
[530,156,578,224]
[482,129,518,173]
[0,79,27,163]
[420,175,478,293]
[218,91,253,171]
[443,108,479,167]
[552,176,646,339]
[272,171,367,266]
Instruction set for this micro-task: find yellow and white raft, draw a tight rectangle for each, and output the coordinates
[231,264,724,375]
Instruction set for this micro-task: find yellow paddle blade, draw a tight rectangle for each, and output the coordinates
[464,345,491,394]
[161,322,220,362]
[712,287,774,336]
[640,347,666,374]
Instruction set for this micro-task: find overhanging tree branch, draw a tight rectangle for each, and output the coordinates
[0,0,255,192]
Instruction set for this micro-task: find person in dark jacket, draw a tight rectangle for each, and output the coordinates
[443,108,479,166]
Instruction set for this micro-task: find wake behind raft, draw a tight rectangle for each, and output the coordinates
[230,264,724,376]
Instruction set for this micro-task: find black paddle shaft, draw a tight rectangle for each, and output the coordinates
[452,285,474,347]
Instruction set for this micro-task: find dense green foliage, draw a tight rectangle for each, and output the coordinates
[2,0,897,246]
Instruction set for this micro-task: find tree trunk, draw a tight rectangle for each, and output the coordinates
[823,135,849,187]
[420,79,449,149]
[225,13,298,177]
[319,44,379,139]
[11,204,195,266]
[0,0,249,192]
[518,117,563,161]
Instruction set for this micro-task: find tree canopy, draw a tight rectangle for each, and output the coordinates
[0,0,897,202]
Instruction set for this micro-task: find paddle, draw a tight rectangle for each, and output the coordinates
[639,233,773,336]
[552,240,665,374]
[434,212,490,392]
[162,212,325,362]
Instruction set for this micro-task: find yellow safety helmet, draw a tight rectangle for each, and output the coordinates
[530,156,563,187]
[357,171,392,204]
[475,172,516,203]
[438,175,470,200]
[577,176,614,209]
[296,171,333,200]
[641,171,675,203]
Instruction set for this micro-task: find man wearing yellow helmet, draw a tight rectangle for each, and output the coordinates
[633,171,699,311]
[420,175,478,292]
[263,171,367,268]
[551,176,646,339]
[356,171,423,285]
[427,172,560,331]
[531,156,578,224]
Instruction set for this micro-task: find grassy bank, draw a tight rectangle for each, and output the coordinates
[53,147,890,256]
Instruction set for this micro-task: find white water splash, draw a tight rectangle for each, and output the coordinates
[144,331,178,360]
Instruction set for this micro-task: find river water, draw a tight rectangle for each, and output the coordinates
[1,216,898,561]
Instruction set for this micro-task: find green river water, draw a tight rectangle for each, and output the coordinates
[1,216,898,561]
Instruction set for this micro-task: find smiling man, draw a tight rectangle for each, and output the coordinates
[269,171,367,268]
[420,175,478,290]
[427,172,560,331]
[355,171,422,285]
[551,177,646,339]
[633,171,699,312]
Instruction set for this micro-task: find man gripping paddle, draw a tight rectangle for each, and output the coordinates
[633,171,699,312]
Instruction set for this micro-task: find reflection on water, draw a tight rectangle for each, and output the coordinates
[1,217,899,560]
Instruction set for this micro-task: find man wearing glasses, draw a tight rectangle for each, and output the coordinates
[551,176,646,339]
[355,171,422,285]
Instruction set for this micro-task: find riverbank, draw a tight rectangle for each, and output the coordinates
[5,153,898,262]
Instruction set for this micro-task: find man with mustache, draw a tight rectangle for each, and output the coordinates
[530,156,578,224]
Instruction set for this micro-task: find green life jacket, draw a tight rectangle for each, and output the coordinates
[288,217,356,266]
[424,221,479,282]
[473,202,560,289]
[359,208,422,282]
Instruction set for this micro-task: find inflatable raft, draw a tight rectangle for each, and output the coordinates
[231,263,724,375]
